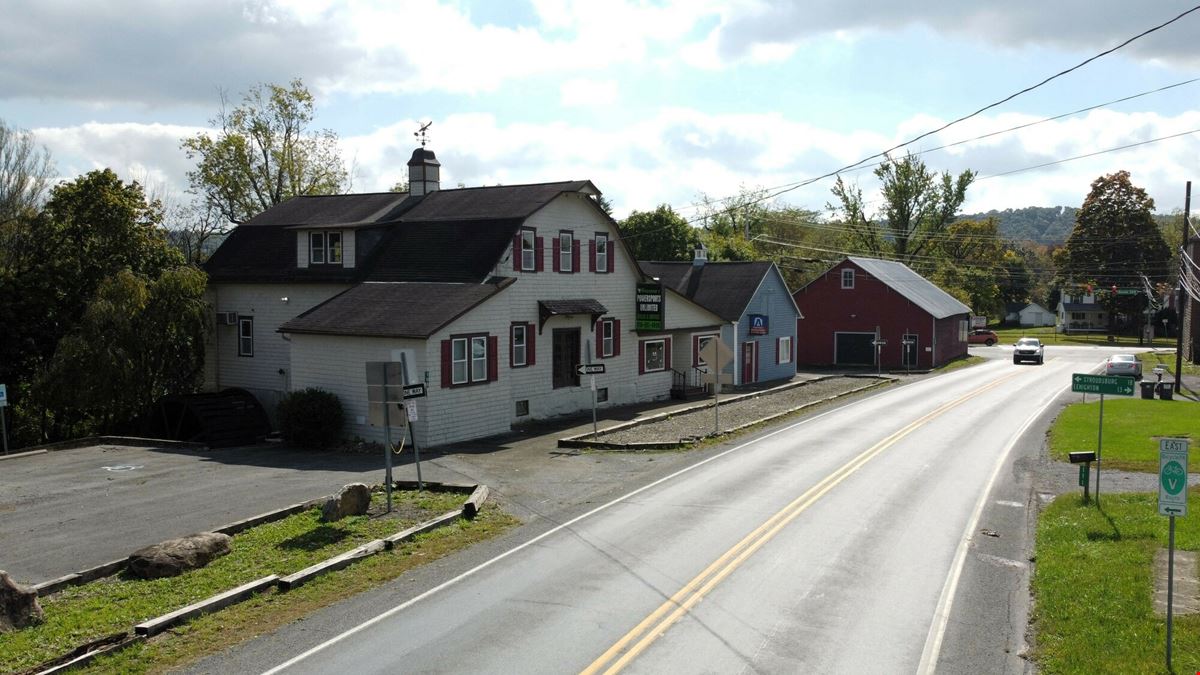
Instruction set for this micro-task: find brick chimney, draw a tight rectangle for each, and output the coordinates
[407,148,441,197]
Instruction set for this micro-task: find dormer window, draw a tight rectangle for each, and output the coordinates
[310,231,343,265]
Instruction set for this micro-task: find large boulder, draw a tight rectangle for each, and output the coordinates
[321,483,372,522]
[0,570,43,632]
[127,532,233,580]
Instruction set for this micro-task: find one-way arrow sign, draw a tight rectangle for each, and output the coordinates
[577,363,606,375]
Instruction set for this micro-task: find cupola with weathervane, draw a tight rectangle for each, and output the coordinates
[407,121,440,197]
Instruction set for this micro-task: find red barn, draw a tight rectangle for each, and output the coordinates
[793,257,971,369]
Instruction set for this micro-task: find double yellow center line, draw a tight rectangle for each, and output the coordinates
[581,371,1020,674]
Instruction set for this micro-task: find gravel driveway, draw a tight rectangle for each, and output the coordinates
[591,376,887,445]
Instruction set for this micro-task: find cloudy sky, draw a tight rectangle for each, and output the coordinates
[2,0,1198,221]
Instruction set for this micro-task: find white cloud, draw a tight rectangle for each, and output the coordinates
[559,78,619,107]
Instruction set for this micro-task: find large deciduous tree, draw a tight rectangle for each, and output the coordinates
[182,78,348,225]
[0,119,54,228]
[830,153,974,265]
[1060,170,1171,286]
[619,204,695,261]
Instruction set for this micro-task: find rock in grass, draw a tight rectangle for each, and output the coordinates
[321,483,372,522]
[0,569,44,632]
[127,532,233,579]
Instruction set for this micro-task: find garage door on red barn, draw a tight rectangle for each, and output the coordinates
[835,332,875,366]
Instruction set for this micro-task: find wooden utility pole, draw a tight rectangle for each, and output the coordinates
[1176,181,1191,392]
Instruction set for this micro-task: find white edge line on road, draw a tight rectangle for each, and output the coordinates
[916,371,1072,674]
[262,371,968,674]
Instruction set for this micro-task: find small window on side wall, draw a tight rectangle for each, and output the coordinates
[310,232,326,264]
[237,316,254,357]
[778,336,792,364]
[643,339,666,372]
[841,268,855,289]
[596,234,608,273]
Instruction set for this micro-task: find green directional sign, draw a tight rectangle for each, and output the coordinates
[1071,373,1134,396]
[1159,438,1190,517]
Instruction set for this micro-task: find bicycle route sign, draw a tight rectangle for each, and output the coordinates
[1159,438,1189,517]
[1071,373,1134,396]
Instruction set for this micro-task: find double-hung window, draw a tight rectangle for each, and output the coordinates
[559,232,573,272]
[512,324,528,367]
[237,316,254,357]
[452,336,491,385]
[521,229,536,271]
[600,319,614,357]
[596,234,608,273]
[778,336,793,364]
[471,336,487,382]
[841,268,855,289]
[309,231,343,265]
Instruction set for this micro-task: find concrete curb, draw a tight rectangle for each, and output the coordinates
[21,436,208,453]
[558,376,892,450]
[134,575,279,637]
[0,449,47,461]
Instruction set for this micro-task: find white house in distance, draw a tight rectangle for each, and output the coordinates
[1057,289,1106,332]
[202,147,720,447]
[1005,301,1055,327]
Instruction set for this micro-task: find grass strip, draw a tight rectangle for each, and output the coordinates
[0,490,516,674]
[1032,490,1200,673]
[987,325,1175,349]
[1047,398,1200,473]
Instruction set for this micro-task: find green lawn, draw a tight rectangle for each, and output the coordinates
[988,324,1176,348]
[1048,398,1200,473]
[1139,350,1200,380]
[0,490,517,674]
[1032,491,1200,673]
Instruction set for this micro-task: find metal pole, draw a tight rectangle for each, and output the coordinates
[1168,514,1176,671]
[714,370,720,435]
[591,375,598,438]
[1176,181,1191,392]
[400,354,422,492]
[1,406,7,455]
[382,366,393,514]
[1097,394,1106,498]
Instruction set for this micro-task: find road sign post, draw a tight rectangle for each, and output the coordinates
[0,383,7,455]
[577,362,606,438]
[1159,437,1189,672]
[400,353,424,492]
[1072,373,1135,503]
[699,339,734,435]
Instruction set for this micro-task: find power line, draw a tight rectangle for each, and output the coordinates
[978,128,1200,179]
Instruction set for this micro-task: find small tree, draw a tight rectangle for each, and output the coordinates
[182,79,349,225]
[277,388,344,450]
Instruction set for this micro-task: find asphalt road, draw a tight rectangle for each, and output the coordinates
[218,346,1115,674]
[0,444,386,584]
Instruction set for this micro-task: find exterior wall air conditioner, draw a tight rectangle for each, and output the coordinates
[217,311,238,325]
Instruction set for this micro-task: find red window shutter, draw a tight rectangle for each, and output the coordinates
[488,336,498,382]
[638,341,645,375]
[527,323,536,365]
[552,239,560,272]
[613,319,620,356]
[595,320,602,358]
[608,244,615,273]
[589,239,596,272]
[664,338,672,371]
[513,233,522,271]
[572,240,580,274]
[441,340,452,388]
[536,237,544,272]
[509,325,515,367]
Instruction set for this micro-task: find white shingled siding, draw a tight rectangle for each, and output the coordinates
[206,283,350,418]
[289,334,429,446]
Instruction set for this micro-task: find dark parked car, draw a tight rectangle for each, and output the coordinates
[1104,353,1143,379]
[968,329,998,346]
[1013,337,1044,365]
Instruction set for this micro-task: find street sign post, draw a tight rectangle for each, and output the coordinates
[0,383,7,455]
[402,383,426,399]
[699,338,735,434]
[1158,437,1189,672]
[1072,373,1135,503]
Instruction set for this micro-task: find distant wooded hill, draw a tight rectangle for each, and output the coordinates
[961,206,1175,244]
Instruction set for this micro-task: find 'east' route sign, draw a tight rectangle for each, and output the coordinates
[1071,373,1134,396]
[1159,438,1189,517]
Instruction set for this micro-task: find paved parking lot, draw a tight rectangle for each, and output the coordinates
[0,443,386,584]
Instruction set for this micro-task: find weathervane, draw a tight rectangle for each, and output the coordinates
[414,121,432,148]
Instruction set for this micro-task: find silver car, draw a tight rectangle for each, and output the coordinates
[1104,353,1142,379]
[1013,337,1044,365]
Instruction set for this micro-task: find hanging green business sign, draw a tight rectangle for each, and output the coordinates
[635,282,664,331]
